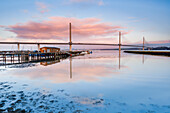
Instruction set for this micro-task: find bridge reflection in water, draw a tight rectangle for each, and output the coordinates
[0,51,146,79]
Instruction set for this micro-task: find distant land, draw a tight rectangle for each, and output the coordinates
[92,46,170,50]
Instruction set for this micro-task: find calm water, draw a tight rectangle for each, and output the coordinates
[0,50,170,113]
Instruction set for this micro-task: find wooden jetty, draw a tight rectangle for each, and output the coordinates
[0,50,90,66]
[124,50,170,56]
[0,51,70,65]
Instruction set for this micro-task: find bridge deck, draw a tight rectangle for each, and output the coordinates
[0,42,144,47]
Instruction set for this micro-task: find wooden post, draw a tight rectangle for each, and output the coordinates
[40,53,41,60]
[11,54,12,63]
[17,43,20,51]
[69,23,72,51]
[18,54,20,63]
[54,52,56,60]
[143,37,145,50]
[4,54,6,63]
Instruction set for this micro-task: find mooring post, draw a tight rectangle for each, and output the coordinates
[17,43,20,51]
[18,54,20,63]
[119,31,121,52]
[13,54,14,63]
[69,23,72,51]
[143,37,145,50]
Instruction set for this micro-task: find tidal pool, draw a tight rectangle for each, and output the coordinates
[0,50,170,113]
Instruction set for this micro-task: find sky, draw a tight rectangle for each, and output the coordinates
[0,0,170,49]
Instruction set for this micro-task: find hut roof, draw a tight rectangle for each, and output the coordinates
[41,47,60,49]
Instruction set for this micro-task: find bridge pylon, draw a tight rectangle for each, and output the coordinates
[69,23,72,51]
[119,31,121,52]
[143,37,145,50]
[17,43,20,51]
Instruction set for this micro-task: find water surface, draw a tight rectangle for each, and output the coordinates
[0,50,170,113]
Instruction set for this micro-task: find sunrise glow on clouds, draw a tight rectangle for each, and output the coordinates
[0,0,170,45]
[5,17,126,40]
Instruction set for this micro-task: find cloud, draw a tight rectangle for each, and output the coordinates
[70,0,90,2]
[4,16,128,41]
[36,2,49,14]
[22,10,29,14]
[69,0,104,6]
[127,17,147,23]
[98,0,104,6]
[128,17,136,19]
[148,40,170,44]
[0,25,5,28]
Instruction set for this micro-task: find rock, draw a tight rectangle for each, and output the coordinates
[14,108,26,113]
[93,101,101,105]
[73,110,83,113]
[38,105,44,108]
[15,99,22,103]
[1,100,7,103]
[7,107,13,112]
[0,102,5,108]
[50,100,54,103]
[0,109,5,112]
[58,111,65,113]
[17,91,24,94]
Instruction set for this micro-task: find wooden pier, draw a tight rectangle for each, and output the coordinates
[0,51,70,66]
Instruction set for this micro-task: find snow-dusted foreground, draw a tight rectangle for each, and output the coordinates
[0,82,170,113]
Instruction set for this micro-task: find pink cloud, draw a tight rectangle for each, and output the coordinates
[148,40,170,44]
[98,0,104,6]
[70,0,92,3]
[36,2,49,14]
[70,0,104,6]
[0,25,5,28]
[5,16,127,41]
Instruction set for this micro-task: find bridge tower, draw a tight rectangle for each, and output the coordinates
[38,44,40,51]
[17,43,20,51]
[69,23,72,51]
[119,31,121,52]
[143,37,145,50]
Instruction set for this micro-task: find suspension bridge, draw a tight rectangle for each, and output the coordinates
[0,23,147,51]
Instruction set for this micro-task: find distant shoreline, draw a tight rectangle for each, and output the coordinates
[124,50,170,56]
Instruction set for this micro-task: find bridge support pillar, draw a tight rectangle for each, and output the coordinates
[143,37,145,50]
[69,23,72,51]
[38,44,40,52]
[119,31,121,52]
[17,43,20,51]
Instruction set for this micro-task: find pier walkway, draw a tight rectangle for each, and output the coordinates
[0,51,70,66]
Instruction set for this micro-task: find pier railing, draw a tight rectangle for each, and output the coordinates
[0,51,70,66]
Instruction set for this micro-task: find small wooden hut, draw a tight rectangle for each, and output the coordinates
[40,47,60,53]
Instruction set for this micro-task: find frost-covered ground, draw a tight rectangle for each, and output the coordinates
[0,82,110,113]
[0,82,170,113]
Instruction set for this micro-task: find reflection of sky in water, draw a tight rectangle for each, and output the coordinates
[0,50,170,112]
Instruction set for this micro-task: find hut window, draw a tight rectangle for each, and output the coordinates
[47,49,50,52]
